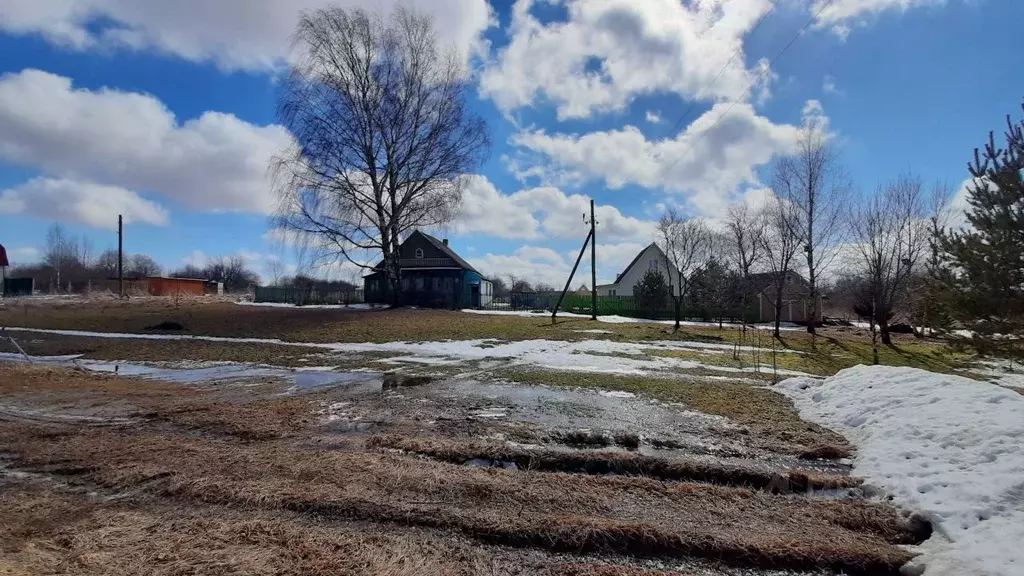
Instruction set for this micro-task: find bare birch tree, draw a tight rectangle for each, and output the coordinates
[849,175,932,346]
[271,7,489,305]
[43,223,77,290]
[724,200,766,352]
[775,122,849,334]
[657,209,709,331]
[758,195,802,337]
[725,202,765,278]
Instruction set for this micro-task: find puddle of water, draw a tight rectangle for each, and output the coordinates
[287,372,433,395]
[0,352,406,395]
[293,371,379,391]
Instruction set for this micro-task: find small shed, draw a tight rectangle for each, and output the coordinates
[147,277,206,296]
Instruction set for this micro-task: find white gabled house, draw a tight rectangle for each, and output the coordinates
[595,243,682,297]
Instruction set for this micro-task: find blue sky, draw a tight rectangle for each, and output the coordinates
[0,0,1019,286]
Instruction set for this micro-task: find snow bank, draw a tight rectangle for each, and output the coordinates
[461,309,803,330]
[2,327,810,378]
[777,365,1024,575]
[969,359,1024,390]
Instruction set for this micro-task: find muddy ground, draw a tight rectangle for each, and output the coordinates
[0,337,929,576]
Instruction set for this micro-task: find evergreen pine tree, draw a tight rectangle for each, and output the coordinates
[633,269,670,317]
[936,101,1024,358]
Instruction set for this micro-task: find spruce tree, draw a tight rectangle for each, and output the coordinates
[936,101,1024,359]
[633,269,670,317]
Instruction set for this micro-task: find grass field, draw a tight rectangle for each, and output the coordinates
[0,298,955,574]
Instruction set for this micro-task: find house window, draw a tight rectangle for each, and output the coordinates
[649,260,659,270]
[401,278,410,291]
[433,277,441,290]
[415,248,424,259]
[415,277,425,290]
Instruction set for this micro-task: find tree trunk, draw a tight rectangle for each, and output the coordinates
[673,297,681,332]
[773,281,784,338]
[879,320,893,346]
[807,255,817,335]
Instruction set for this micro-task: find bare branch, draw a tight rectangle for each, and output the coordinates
[657,209,711,330]
[270,6,489,305]
[774,122,850,333]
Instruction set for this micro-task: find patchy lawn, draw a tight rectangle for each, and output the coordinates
[0,362,926,575]
[498,368,851,455]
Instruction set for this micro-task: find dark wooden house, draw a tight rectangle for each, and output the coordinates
[363,231,493,308]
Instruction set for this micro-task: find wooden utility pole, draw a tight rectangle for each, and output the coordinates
[117,214,124,298]
[552,230,592,323]
[589,199,597,320]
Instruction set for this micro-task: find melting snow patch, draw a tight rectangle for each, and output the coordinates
[573,329,614,334]
[598,390,636,398]
[461,309,803,330]
[777,365,1024,575]
[2,328,811,378]
[969,359,1024,390]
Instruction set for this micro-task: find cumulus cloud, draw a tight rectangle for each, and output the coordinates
[4,246,41,264]
[453,175,542,239]
[453,175,656,243]
[468,240,645,287]
[0,177,169,229]
[645,110,663,124]
[813,0,951,36]
[480,0,775,119]
[0,69,292,215]
[508,101,825,217]
[0,0,494,70]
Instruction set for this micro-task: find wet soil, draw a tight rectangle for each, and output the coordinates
[0,356,923,575]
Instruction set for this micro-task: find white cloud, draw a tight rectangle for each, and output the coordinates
[480,0,775,120]
[469,247,567,287]
[469,240,651,288]
[0,0,494,70]
[509,101,821,217]
[0,177,169,229]
[645,110,663,124]
[822,75,839,94]
[453,175,656,243]
[593,242,649,283]
[813,0,951,36]
[453,175,541,239]
[183,250,210,268]
[945,177,975,230]
[4,246,41,264]
[0,68,292,215]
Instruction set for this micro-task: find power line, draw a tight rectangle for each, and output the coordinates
[662,0,779,138]
[658,0,837,179]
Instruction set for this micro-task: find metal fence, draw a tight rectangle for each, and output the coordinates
[254,286,362,306]
[481,292,758,323]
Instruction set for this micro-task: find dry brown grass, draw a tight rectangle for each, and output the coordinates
[0,479,537,576]
[0,331,331,367]
[502,368,853,455]
[0,364,317,441]
[0,416,922,575]
[367,434,862,492]
[0,297,946,352]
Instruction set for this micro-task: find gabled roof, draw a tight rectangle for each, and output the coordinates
[614,242,668,283]
[416,231,480,274]
[369,230,480,275]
